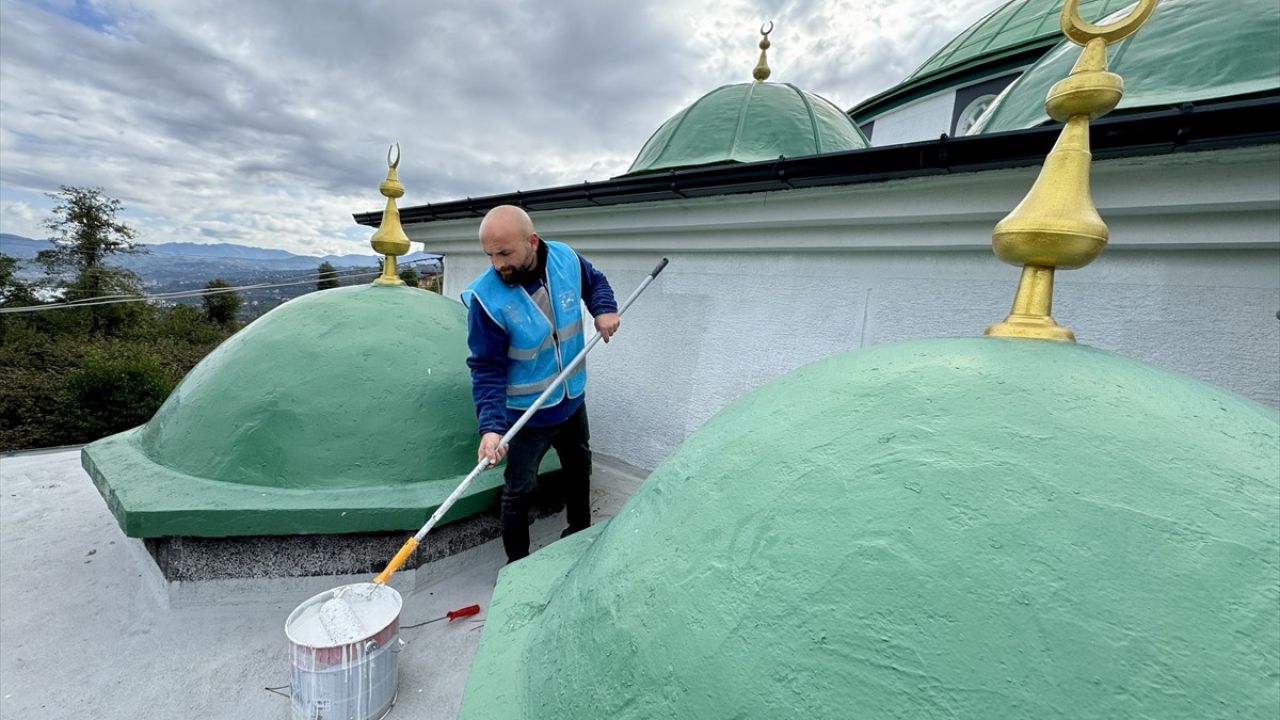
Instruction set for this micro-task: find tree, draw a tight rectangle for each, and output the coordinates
[399,265,419,287]
[317,261,340,291]
[61,344,175,443]
[35,186,145,335]
[202,278,241,327]
[0,254,36,306]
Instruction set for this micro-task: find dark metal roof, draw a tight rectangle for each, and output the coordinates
[353,97,1280,228]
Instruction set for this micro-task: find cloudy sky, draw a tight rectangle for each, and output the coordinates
[0,0,1006,256]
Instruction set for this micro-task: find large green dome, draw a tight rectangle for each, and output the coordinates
[625,81,870,175]
[462,337,1280,719]
[974,0,1280,133]
[908,0,1135,84]
[83,284,501,537]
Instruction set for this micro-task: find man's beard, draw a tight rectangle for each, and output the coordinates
[500,257,539,285]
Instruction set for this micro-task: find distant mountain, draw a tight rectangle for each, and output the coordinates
[144,242,300,261]
[1,234,439,269]
[0,234,49,259]
[1,233,443,319]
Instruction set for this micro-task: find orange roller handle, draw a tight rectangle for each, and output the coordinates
[374,537,420,585]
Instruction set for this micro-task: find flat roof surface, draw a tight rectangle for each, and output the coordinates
[0,448,646,720]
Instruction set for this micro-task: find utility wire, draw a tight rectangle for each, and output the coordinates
[0,258,441,315]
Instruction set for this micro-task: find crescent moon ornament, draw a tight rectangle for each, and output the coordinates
[1061,0,1157,45]
[387,143,401,170]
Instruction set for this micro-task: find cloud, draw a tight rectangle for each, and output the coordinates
[0,197,47,239]
[0,0,1005,255]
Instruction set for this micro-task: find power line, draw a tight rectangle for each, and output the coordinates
[0,258,442,315]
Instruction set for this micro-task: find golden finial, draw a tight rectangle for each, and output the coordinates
[369,143,412,286]
[985,0,1157,341]
[752,21,773,82]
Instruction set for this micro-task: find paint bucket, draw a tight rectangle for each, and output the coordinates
[285,582,404,720]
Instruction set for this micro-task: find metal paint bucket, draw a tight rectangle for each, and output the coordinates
[285,583,404,720]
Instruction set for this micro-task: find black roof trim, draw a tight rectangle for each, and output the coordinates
[353,97,1280,228]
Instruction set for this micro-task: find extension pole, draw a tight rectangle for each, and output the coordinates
[374,257,670,584]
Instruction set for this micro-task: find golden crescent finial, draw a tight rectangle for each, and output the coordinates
[370,145,410,285]
[753,21,773,81]
[1062,0,1157,45]
[985,1,1159,341]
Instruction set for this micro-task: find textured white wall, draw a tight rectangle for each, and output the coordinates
[418,146,1280,470]
[864,91,957,145]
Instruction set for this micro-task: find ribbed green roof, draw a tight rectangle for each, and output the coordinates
[908,0,1135,82]
[975,0,1280,132]
[462,337,1280,719]
[625,82,869,175]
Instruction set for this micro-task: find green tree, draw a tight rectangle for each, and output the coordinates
[399,265,419,287]
[0,253,37,306]
[158,303,225,345]
[60,344,175,442]
[36,186,146,335]
[317,261,340,291]
[201,278,241,327]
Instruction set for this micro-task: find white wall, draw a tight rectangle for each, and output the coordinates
[864,91,956,145]
[413,145,1280,470]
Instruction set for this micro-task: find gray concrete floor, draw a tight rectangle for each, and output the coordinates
[0,449,646,720]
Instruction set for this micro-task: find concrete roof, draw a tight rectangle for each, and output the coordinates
[0,448,645,719]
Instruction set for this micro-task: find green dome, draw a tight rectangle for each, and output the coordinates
[137,284,475,488]
[82,283,508,537]
[625,82,869,175]
[975,0,1280,133]
[909,0,1135,83]
[462,337,1280,719]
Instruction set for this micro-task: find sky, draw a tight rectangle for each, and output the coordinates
[0,0,1007,256]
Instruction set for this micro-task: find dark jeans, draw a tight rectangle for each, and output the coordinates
[501,403,592,562]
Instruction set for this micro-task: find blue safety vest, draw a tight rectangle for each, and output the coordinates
[461,240,587,410]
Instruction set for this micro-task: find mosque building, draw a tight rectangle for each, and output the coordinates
[362,0,1279,470]
[59,0,1279,717]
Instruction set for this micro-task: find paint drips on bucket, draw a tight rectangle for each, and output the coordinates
[286,583,404,720]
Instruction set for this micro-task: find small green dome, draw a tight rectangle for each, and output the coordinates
[625,82,869,175]
[462,338,1280,719]
[135,284,476,490]
[974,0,1280,133]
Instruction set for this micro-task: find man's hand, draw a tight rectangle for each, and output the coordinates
[478,432,507,467]
[595,312,620,343]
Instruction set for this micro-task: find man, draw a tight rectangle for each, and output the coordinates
[461,205,620,563]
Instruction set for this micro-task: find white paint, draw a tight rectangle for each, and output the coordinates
[416,145,1280,471]
[863,90,956,145]
[286,582,401,648]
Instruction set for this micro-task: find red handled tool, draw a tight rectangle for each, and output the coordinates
[403,603,482,629]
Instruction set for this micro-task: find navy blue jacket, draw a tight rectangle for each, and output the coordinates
[465,241,617,436]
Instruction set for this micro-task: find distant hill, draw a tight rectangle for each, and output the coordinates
[0,234,48,259]
[1,233,443,318]
[1,233,439,270]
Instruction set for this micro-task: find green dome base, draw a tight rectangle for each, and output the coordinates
[461,337,1280,719]
[83,429,548,537]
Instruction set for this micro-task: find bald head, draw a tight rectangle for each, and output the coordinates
[479,205,540,284]
[479,205,535,243]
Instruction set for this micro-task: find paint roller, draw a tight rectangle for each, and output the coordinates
[318,592,367,645]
